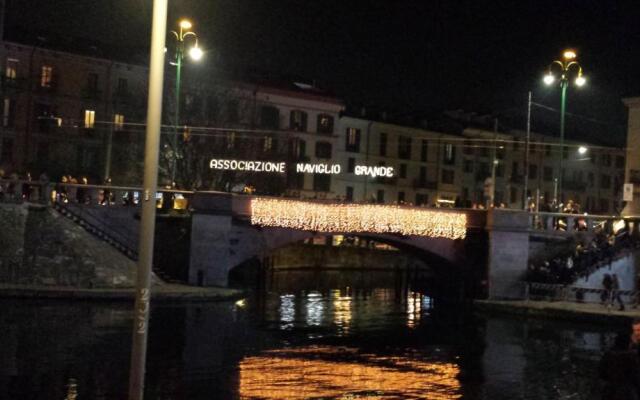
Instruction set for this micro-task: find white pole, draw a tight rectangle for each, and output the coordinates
[128,1,167,399]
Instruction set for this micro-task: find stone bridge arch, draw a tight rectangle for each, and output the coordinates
[188,193,489,296]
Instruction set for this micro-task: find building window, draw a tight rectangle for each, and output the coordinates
[37,141,49,163]
[317,114,334,134]
[260,106,279,129]
[346,186,354,201]
[226,100,239,123]
[419,166,427,185]
[290,110,307,131]
[421,139,428,161]
[398,191,405,203]
[347,157,355,173]
[616,155,625,169]
[601,154,612,167]
[398,136,412,159]
[377,189,385,204]
[510,187,518,204]
[1,138,13,162]
[463,140,473,155]
[36,103,55,132]
[315,141,332,158]
[528,164,538,180]
[601,174,611,189]
[379,132,387,156]
[40,66,53,88]
[463,159,473,173]
[226,131,236,149]
[114,113,124,131]
[345,128,361,152]
[477,162,489,180]
[5,58,18,79]
[87,73,99,92]
[399,163,407,179]
[443,143,456,165]
[313,174,331,192]
[117,78,128,96]
[441,169,455,184]
[588,172,594,187]
[263,136,273,152]
[84,110,95,129]
[512,161,519,177]
[415,193,428,206]
[543,166,553,182]
[3,98,14,127]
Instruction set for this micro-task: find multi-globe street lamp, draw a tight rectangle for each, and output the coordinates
[543,49,586,203]
[168,19,202,185]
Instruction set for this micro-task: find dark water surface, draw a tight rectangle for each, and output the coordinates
[0,270,620,399]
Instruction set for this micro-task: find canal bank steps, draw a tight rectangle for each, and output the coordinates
[0,283,244,302]
[475,299,640,324]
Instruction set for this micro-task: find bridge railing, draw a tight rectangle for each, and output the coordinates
[0,179,194,210]
[526,211,640,236]
[524,282,639,308]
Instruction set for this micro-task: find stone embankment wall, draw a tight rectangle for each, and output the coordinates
[0,203,136,288]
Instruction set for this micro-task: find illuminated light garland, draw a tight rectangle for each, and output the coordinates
[250,198,467,239]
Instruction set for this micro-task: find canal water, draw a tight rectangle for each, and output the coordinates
[0,269,622,399]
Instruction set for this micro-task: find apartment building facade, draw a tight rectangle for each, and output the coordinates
[334,115,625,213]
[0,39,627,213]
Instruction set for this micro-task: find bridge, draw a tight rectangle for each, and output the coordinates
[2,179,638,299]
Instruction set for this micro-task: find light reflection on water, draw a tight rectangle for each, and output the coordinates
[0,268,619,399]
[239,345,461,400]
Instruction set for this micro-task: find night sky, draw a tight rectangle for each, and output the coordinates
[5,0,640,144]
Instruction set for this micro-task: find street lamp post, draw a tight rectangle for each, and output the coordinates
[543,49,586,204]
[169,20,202,185]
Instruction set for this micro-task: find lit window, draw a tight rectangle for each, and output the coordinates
[5,58,18,79]
[444,143,456,164]
[345,127,361,152]
[114,114,124,131]
[41,66,53,88]
[263,136,273,152]
[84,110,95,129]
[316,114,334,134]
[3,98,13,127]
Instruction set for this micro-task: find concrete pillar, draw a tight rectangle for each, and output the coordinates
[623,97,640,216]
[188,192,234,287]
[486,209,530,299]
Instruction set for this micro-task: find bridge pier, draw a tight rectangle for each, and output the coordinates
[189,193,236,287]
[486,209,530,299]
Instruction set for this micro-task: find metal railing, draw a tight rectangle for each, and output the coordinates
[0,179,194,210]
[527,211,638,235]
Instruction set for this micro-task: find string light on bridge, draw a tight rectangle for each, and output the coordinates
[250,198,467,239]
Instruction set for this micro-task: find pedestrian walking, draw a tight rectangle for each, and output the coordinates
[601,274,613,306]
[612,274,625,311]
